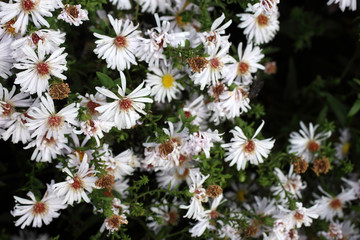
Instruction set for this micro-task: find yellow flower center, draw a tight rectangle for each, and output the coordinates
[342,142,350,155]
[236,189,247,202]
[162,74,175,89]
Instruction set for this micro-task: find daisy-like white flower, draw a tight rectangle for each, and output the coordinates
[197,13,231,48]
[57,4,89,26]
[189,194,224,237]
[191,43,236,90]
[288,121,331,163]
[319,220,360,240]
[11,29,66,59]
[314,186,357,221]
[222,120,275,170]
[186,129,223,158]
[104,149,136,180]
[11,182,67,229]
[271,165,307,200]
[139,0,170,14]
[135,13,189,68]
[95,72,153,130]
[223,42,264,86]
[182,95,211,128]
[253,0,280,16]
[237,3,280,45]
[180,170,209,219]
[0,0,54,36]
[53,157,98,205]
[25,93,79,140]
[218,85,251,119]
[109,0,131,10]
[78,92,106,118]
[156,160,194,189]
[0,18,21,43]
[342,177,360,197]
[147,199,180,233]
[327,0,356,11]
[277,202,318,230]
[13,43,68,96]
[0,39,14,79]
[78,119,113,147]
[334,128,351,161]
[94,14,141,72]
[2,112,32,144]
[145,62,184,103]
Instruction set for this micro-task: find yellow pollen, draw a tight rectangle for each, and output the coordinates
[342,142,350,155]
[162,74,175,89]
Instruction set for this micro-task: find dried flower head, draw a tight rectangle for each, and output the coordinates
[105,214,128,232]
[244,224,258,237]
[206,184,223,198]
[187,56,209,73]
[312,156,330,176]
[292,157,309,174]
[49,82,71,100]
[264,61,277,74]
[95,174,115,189]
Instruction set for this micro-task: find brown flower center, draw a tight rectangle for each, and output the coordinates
[71,176,83,190]
[118,98,132,110]
[95,174,115,189]
[47,114,63,128]
[257,14,269,26]
[187,56,209,73]
[243,140,255,153]
[210,58,221,69]
[32,202,47,215]
[87,100,101,115]
[22,0,35,11]
[114,35,127,48]
[67,6,79,18]
[238,61,249,75]
[329,198,342,210]
[31,33,42,45]
[307,140,320,152]
[1,103,14,117]
[36,62,50,76]
[206,185,223,198]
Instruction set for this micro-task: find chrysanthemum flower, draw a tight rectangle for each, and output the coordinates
[334,128,351,161]
[94,14,141,72]
[13,43,68,96]
[327,0,356,11]
[139,0,170,14]
[222,121,274,170]
[11,182,67,229]
[197,13,231,48]
[58,4,89,26]
[104,149,137,180]
[0,0,54,36]
[0,18,21,42]
[182,95,211,128]
[147,199,180,233]
[237,3,279,45]
[25,93,79,140]
[53,157,98,205]
[145,62,184,103]
[218,86,251,119]
[95,72,153,130]
[288,121,331,163]
[223,42,264,86]
[277,202,318,230]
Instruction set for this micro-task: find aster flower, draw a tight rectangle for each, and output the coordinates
[271,165,307,200]
[139,0,170,14]
[190,43,236,90]
[197,13,232,48]
[218,85,251,119]
[342,177,360,197]
[145,62,184,103]
[13,43,68,96]
[0,39,14,79]
[0,18,21,42]
[58,4,89,26]
[78,119,114,147]
[180,170,209,219]
[95,72,153,130]
[78,92,106,118]
[104,149,137,180]
[276,202,318,230]
[53,157,98,205]
[11,29,66,59]
[156,162,194,189]
[109,0,131,10]
[0,0,54,36]
[135,13,189,67]
[147,199,180,233]
[26,94,78,140]
[2,112,32,144]
[334,128,351,161]
[182,95,211,128]
[288,121,331,163]
[237,3,280,45]
[327,0,356,11]
[319,220,360,240]
[186,129,223,158]
[11,182,67,229]
[253,0,280,16]
[94,14,141,72]
[223,42,264,86]
[222,120,275,170]
[314,186,356,221]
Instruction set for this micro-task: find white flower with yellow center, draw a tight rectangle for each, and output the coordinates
[145,62,184,103]
[237,3,279,45]
[334,128,351,160]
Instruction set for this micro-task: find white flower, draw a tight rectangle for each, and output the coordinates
[53,157,98,205]
[288,121,331,163]
[105,149,136,180]
[334,128,351,161]
[253,0,280,16]
[218,86,251,119]
[109,0,131,10]
[190,43,235,90]
[277,202,318,230]
[222,120,275,170]
[0,0,54,36]
[342,177,360,197]
[223,42,264,86]
[11,182,67,229]
[0,39,14,79]
[11,29,66,59]
[94,15,141,72]
[95,72,153,130]
[320,220,360,240]
[145,62,184,103]
[186,129,223,158]
[78,92,106,118]
[78,119,113,147]
[271,165,307,200]
[2,112,32,144]
[314,186,357,221]
[135,13,189,68]
[58,4,89,26]
[139,0,170,14]
[147,199,180,233]
[26,94,78,140]
[237,3,280,45]
[327,0,356,11]
[0,18,21,43]
[182,95,211,128]
[197,13,231,48]
[180,170,209,219]
[13,43,68,96]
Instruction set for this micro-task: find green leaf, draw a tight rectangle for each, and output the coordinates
[96,72,114,88]
[348,99,360,117]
